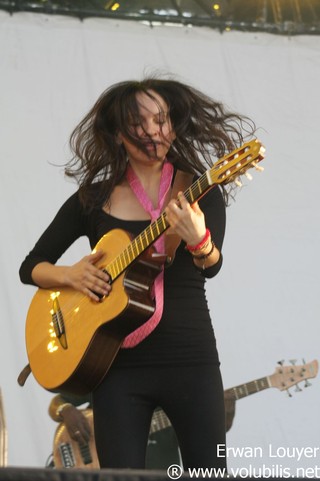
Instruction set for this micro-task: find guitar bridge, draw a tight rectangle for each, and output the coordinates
[51,296,68,349]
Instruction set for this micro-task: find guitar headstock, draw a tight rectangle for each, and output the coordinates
[210,139,265,186]
[269,359,319,394]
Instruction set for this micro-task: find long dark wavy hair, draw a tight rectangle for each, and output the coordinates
[66,77,256,209]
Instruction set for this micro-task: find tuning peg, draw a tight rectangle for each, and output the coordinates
[278,359,285,366]
[289,359,298,373]
[286,389,293,398]
[245,172,253,181]
[252,161,264,172]
[304,380,312,388]
[301,358,307,373]
[294,384,302,393]
[235,177,243,187]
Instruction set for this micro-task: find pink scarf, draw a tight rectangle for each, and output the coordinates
[122,161,174,348]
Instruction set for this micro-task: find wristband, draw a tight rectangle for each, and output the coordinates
[186,228,210,252]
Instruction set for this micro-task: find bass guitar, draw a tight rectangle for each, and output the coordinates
[25,139,265,394]
[53,360,318,468]
[151,359,319,431]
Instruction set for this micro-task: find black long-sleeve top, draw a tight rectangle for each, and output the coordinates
[20,182,226,367]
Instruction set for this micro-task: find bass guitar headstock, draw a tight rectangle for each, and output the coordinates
[269,359,318,396]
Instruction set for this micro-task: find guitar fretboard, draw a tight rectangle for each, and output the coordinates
[225,376,271,400]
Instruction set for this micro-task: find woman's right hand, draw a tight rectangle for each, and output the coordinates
[32,250,111,302]
[64,250,111,302]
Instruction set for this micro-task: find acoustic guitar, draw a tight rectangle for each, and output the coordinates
[53,360,318,469]
[25,139,265,395]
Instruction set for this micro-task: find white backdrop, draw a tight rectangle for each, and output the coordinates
[0,10,320,473]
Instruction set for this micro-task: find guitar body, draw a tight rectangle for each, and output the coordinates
[26,229,165,395]
[53,409,99,469]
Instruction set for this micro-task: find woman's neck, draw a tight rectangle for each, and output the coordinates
[127,159,165,195]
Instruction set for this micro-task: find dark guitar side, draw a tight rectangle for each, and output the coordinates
[26,229,166,395]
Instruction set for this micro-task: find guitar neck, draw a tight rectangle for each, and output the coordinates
[105,139,265,283]
[106,171,213,283]
[224,376,271,401]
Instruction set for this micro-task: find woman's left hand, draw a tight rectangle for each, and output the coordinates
[165,192,207,246]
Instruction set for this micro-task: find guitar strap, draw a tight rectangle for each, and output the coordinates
[17,363,31,386]
[122,161,174,348]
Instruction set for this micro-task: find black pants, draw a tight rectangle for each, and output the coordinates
[92,364,226,470]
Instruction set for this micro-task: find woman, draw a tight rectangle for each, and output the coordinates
[20,77,255,470]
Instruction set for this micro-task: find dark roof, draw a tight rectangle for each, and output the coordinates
[1,0,320,35]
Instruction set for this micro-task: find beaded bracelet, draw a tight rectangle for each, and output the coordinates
[186,228,211,252]
[191,240,215,270]
[191,240,215,260]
